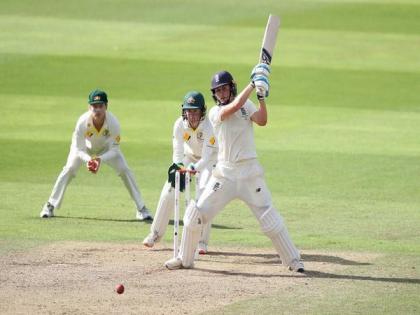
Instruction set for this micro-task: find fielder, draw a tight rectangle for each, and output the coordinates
[143,91,217,254]
[165,65,305,272]
[40,89,153,221]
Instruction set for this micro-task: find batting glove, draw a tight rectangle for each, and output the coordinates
[253,75,270,99]
[251,63,271,80]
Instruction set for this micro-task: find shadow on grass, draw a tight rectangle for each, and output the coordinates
[208,252,371,266]
[167,220,242,230]
[195,268,420,284]
[53,216,153,224]
[50,217,239,230]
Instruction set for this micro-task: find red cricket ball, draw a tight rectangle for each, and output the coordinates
[115,284,124,294]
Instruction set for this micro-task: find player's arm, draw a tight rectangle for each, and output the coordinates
[251,98,267,126]
[193,132,217,172]
[250,63,270,126]
[98,118,121,163]
[71,120,91,163]
[220,83,255,121]
[172,118,185,166]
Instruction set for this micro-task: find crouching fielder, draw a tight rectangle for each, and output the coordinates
[165,66,305,272]
[143,91,217,254]
[40,89,152,221]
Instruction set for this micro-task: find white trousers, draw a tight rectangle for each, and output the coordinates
[48,149,145,211]
[179,159,301,267]
[149,158,213,245]
[197,160,272,223]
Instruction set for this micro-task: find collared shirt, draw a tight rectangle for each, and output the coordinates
[70,111,121,162]
[172,116,217,171]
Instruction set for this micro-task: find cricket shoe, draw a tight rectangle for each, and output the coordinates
[197,242,208,255]
[40,202,55,218]
[165,257,194,270]
[136,206,153,221]
[142,231,161,248]
[288,259,305,273]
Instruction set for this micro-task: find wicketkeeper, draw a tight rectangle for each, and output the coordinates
[40,89,152,221]
[165,65,305,272]
[143,91,217,254]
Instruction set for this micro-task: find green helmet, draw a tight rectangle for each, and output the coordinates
[182,91,206,116]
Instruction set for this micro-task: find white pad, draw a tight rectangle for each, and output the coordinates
[150,182,174,237]
[179,200,202,267]
[259,207,300,266]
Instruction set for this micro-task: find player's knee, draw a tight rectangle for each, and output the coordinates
[63,165,78,177]
[116,166,131,177]
[259,206,285,237]
[183,200,203,232]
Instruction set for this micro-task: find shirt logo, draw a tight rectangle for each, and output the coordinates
[209,136,216,145]
[183,132,191,141]
[212,182,221,191]
[115,135,121,143]
[197,131,203,140]
[240,107,248,118]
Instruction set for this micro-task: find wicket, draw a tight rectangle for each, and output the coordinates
[174,169,198,258]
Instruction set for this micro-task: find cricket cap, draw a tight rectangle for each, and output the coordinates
[88,89,108,105]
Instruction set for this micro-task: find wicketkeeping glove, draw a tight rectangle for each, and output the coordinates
[167,163,186,191]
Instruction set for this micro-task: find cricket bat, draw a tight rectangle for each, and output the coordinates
[259,15,280,65]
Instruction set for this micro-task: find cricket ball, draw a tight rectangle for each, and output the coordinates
[115,284,124,294]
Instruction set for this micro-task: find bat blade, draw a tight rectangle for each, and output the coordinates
[259,14,280,65]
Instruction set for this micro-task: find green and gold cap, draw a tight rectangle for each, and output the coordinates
[88,89,108,104]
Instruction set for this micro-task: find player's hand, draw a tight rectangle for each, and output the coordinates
[87,158,101,174]
[167,163,186,191]
[253,75,270,99]
[186,163,196,172]
[251,63,271,80]
[176,163,185,171]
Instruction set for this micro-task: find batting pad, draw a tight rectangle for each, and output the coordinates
[179,201,202,267]
[150,182,174,237]
[259,207,300,266]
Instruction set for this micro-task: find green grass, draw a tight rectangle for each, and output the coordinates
[1,0,420,313]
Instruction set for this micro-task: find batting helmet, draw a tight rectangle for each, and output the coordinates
[181,91,206,119]
[210,71,237,105]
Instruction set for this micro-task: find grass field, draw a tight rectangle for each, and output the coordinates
[1,0,420,314]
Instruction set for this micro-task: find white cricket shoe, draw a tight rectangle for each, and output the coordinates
[40,202,55,218]
[197,242,208,255]
[136,206,153,221]
[165,257,184,270]
[288,259,305,273]
[142,232,161,248]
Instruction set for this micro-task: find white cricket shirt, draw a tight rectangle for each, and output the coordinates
[172,116,217,170]
[209,99,258,163]
[70,111,121,162]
